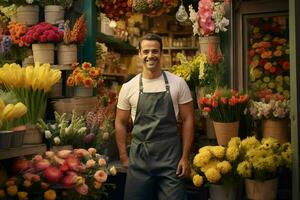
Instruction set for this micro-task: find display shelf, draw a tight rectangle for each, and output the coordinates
[51,65,73,70]
[97,32,138,54]
[0,144,47,160]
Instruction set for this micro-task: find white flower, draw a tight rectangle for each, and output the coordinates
[78,127,87,134]
[26,0,34,4]
[44,130,52,139]
[53,137,61,145]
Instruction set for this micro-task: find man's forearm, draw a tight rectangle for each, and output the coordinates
[115,122,129,160]
[181,117,194,160]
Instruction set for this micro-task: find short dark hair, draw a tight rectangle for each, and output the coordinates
[138,33,163,51]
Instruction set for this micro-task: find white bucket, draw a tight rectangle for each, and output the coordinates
[32,43,55,64]
[57,44,77,65]
[74,86,93,97]
[16,5,39,26]
[44,5,64,24]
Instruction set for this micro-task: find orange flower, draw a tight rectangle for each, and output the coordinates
[67,76,75,87]
[73,67,81,75]
[83,77,93,88]
[82,62,92,70]
[273,50,283,57]
[261,50,272,59]
[71,62,79,69]
[89,68,99,78]
[75,74,84,85]
[94,170,108,183]
[264,62,272,70]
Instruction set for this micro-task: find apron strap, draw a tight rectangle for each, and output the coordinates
[139,71,170,94]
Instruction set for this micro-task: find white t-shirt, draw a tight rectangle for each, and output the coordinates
[117,71,193,122]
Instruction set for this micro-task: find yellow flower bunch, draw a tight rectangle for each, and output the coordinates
[192,145,236,187]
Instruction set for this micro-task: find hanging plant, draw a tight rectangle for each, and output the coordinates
[132,0,178,17]
[95,0,132,21]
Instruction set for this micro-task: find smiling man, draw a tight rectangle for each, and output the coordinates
[115,33,194,200]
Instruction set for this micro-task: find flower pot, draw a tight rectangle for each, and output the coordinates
[0,131,12,149]
[199,36,221,55]
[74,86,93,97]
[10,130,25,148]
[16,5,39,26]
[262,119,290,143]
[44,5,64,24]
[213,121,239,146]
[245,178,278,200]
[209,184,236,200]
[32,43,55,64]
[23,124,43,145]
[57,44,77,65]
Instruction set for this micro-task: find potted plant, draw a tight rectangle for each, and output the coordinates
[57,14,87,65]
[248,89,290,143]
[188,0,230,54]
[199,88,249,146]
[236,136,292,200]
[66,62,102,97]
[130,0,178,17]
[21,22,63,64]
[191,141,242,200]
[40,0,76,24]
[0,148,116,199]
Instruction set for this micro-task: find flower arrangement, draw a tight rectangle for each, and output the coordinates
[248,16,290,95]
[236,136,292,181]
[95,0,132,21]
[248,90,290,120]
[191,143,240,187]
[21,22,63,46]
[188,0,229,37]
[0,148,116,199]
[131,0,178,17]
[67,62,103,88]
[0,63,61,124]
[0,0,38,6]
[199,88,249,122]
[7,21,28,47]
[63,15,87,45]
[0,4,17,20]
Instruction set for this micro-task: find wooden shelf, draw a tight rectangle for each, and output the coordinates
[0,144,47,160]
[51,65,73,70]
[163,47,198,50]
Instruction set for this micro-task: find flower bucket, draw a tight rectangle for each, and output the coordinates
[199,36,221,55]
[74,86,93,97]
[213,121,239,146]
[16,5,39,26]
[49,79,62,98]
[44,5,64,24]
[23,124,43,145]
[245,178,278,200]
[10,129,25,148]
[32,43,55,64]
[57,44,77,65]
[0,131,12,149]
[262,119,290,143]
[209,184,236,200]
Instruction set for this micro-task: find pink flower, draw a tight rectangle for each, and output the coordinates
[98,158,107,167]
[76,183,89,195]
[94,170,108,183]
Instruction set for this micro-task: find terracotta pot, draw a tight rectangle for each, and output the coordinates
[262,119,290,143]
[213,121,239,146]
[245,178,278,200]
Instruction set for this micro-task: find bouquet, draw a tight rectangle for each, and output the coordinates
[248,90,290,120]
[95,0,132,21]
[67,62,103,88]
[7,21,28,47]
[236,136,292,181]
[192,142,240,188]
[0,63,61,124]
[0,4,17,20]
[0,148,116,199]
[63,15,87,45]
[131,0,178,17]
[21,22,63,45]
[188,0,229,37]
[199,88,249,122]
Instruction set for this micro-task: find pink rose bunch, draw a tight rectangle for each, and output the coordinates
[22,22,63,45]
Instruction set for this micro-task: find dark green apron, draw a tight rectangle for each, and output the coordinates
[124,71,187,200]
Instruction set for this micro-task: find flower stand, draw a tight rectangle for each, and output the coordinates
[262,119,290,143]
[209,184,236,200]
[57,44,78,65]
[74,86,93,97]
[198,36,221,55]
[16,5,39,26]
[245,178,278,200]
[44,5,64,24]
[32,43,55,64]
[213,121,239,146]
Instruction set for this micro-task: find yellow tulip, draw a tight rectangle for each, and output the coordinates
[0,98,5,112]
[2,104,15,120]
[12,102,27,119]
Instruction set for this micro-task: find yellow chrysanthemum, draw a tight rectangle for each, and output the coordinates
[193,148,212,167]
[228,137,241,148]
[200,159,219,173]
[240,136,260,151]
[237,161,252,178]
[210,146,225,159]
[216,161,232,175]
[192,174,203,187]
[205,168,221,183]
[261,137,280,150]
[226,146,239,161]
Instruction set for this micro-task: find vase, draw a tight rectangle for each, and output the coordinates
[74,86,93,97]
[57,44,77,65]
[32,43,55,64]
[44,5,64,24]
[16,5,39,26]
[213,121,239,146]
[262,119,290,143]
[198,36,221,55]
[245,178,278,200]
[209,184,236,200]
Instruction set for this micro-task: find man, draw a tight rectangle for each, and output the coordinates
[115,33,194,200]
